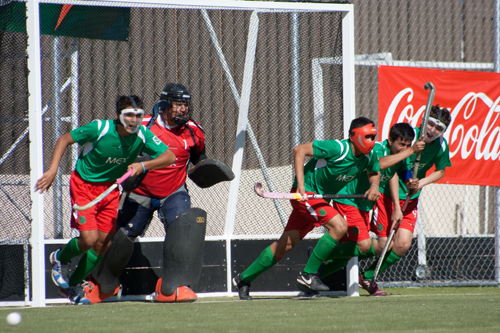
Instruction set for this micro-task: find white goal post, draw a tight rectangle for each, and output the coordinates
[14,0,357,307]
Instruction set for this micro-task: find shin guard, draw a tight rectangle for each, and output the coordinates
[161,208,207,296]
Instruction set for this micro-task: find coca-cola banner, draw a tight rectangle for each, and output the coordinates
[378,65,500,186]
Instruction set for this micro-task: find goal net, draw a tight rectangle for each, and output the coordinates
[0,0,354,305]
[1,0,497,307]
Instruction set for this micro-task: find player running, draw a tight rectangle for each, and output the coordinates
[36,95,176,305]
[314,122,425,295]
[233,117,380,300]
[358,105,452,295]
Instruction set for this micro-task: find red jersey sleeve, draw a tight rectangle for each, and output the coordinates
[186,120,206,156]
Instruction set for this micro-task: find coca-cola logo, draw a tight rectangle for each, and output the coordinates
[381,88,500,161]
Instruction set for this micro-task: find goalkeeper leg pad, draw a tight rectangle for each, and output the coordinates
[161,208,207,296]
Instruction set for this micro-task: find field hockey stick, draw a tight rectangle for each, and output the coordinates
[73,169,134,211]
[370,228,395,288]
[254,183,366,200]
[401,82,435,211]
[370,83,435,287]
[118,101,163,209]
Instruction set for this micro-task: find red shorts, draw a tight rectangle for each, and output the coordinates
[370,192,419,237]
[284,188,340,240]
[334,202,371,243]
[70,171,119,233]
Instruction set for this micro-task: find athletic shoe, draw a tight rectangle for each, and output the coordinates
[50,249,70,289]
[60,285,91,305]
[358,273,371,290]
[296,271,329,291]
[367,282,387,296]
[152,278,198,303]
[232,273,253,300]
[82,277,122,304]
[296,281,320,297]
[358,274,387,296]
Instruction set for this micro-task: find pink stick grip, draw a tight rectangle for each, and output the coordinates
[116,169,134,184]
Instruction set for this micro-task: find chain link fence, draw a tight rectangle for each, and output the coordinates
[0,0,352,304]
[1,0,499,304]
[351,0,499,285]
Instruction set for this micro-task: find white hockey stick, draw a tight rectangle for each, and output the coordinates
[254,183,366,200]
[73,169,134,211]
[371,82,435,287]
[370,228,395,288]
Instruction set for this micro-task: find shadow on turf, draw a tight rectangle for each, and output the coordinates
[234,293,342,301]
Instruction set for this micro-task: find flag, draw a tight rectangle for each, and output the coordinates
[0,2,130,41]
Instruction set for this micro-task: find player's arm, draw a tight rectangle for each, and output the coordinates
[190,147,207,165]
[379,140,425,170]
[293,141,314,201]
[35,132,75,193]
[365,171,381,201]
[389,174,403,230]
[190,128,207,165]
[131,149,176,176]
[408,168,445,193]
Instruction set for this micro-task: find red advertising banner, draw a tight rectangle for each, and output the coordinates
[378,65,500,186]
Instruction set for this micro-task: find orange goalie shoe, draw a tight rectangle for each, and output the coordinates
[152,278,198,303]
[82,277,122,304]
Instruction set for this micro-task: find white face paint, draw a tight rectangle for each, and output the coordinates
[119,107,144,133]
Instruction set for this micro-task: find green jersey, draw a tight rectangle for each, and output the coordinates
[397,127,451,200]
[292,139,380,196]
[334,139,406,211]
[70,120,168,182]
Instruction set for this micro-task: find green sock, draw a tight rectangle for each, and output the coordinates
[358,242,377,260]
[69,248,103,286]
[303,233,337,275]
[320,258,350,279]
[363,250,401,280]
[321,242,377,279]
[57,238,85,263]
[241,246,279,283]
[326,241,362,260]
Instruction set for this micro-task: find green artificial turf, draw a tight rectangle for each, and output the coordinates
[1,287,499,332]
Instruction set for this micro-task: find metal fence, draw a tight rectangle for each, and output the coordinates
[350,0,500,286]
[0,0,499,306]
[0,0,355,305]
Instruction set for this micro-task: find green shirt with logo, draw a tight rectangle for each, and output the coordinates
[334,139,406,211]
[397,127,451,200]
[292,139,380,196]
[70,119,168,182]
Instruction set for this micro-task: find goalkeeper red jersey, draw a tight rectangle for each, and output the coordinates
[133,115,205,198]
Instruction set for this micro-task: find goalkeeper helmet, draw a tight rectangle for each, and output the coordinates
[160,83,191,126]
